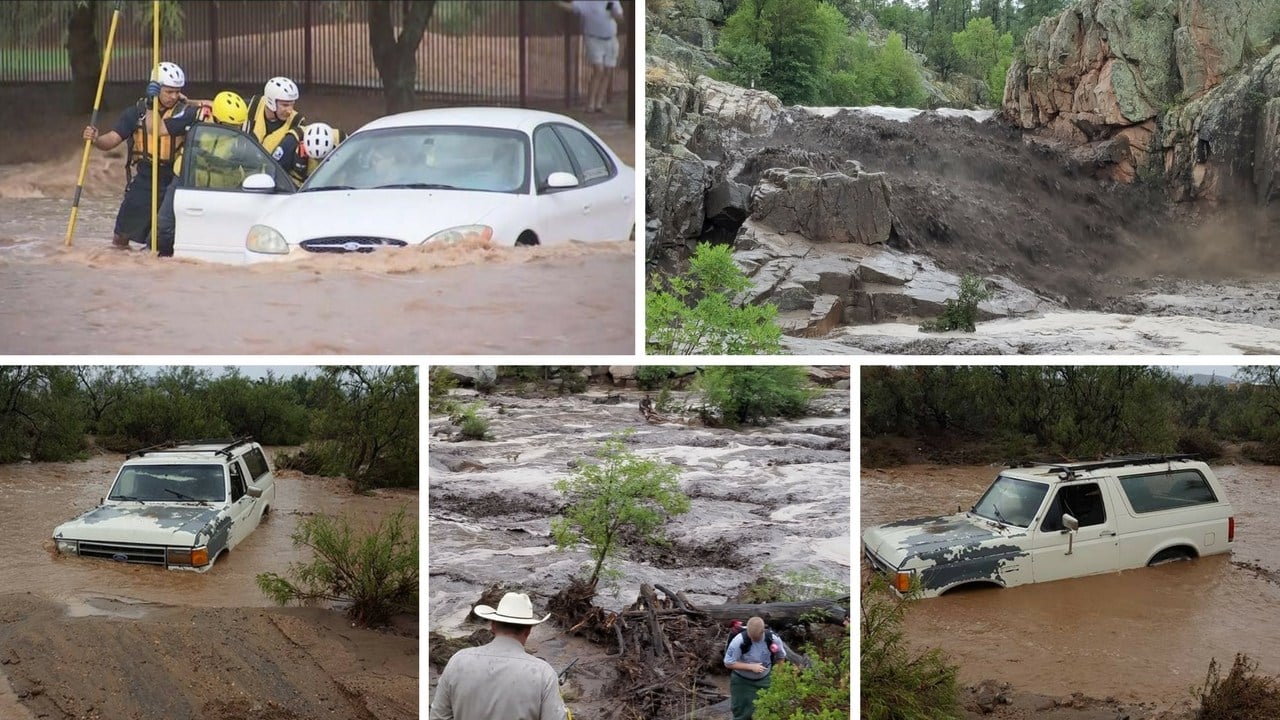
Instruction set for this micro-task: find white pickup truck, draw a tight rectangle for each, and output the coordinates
[52,438,277,572]
[863,455,1235,598]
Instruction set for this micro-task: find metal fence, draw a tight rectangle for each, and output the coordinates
[0,0,633,107]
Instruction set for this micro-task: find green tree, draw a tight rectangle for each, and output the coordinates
[551,432,690,588]
[0,367,88,463]
[717,0,846,104]
[875,32,926,107]
[646,242,783,355]
[698,366,815,426]
[918,274,993,333]
[307,366,419,490]
[257,506,418,627]
[952,17,1013,100]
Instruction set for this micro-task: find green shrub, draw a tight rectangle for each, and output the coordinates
[453,403,492,441]
[919,274,993,333]
[754,630,851,719]
[1241,439,1280,465]
[1177,427,1223,460]
[256,506,418,627]
[305,367,419,490]
[636,366,678,390]
[646,242,783,355]
[861,437,909,468]
[1193,654,1280,719]
[861,574,962,720]
[429,367,459,415]
[697,366,815,426]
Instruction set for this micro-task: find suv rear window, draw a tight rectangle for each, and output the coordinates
[243,447,270,481]
[1119,470,1218,513]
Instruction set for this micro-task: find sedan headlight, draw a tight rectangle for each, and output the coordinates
[423,225,493,246]
[55,539,78,555]
[246,224,289,254]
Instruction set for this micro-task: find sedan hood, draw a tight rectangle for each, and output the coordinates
[261,189,516,245]
[863,513,1011,568]
[54,504,222,547]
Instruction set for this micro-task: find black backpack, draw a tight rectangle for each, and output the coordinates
[726,625,782,662]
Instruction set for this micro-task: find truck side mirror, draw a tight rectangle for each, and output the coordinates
[1063,513,1078,555]
[246,484,263,498]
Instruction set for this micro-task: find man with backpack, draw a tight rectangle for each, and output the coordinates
[723,616,786,720]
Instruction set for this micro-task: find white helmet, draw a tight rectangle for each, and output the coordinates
[152,61,185,89]
[303,123,337,160]
[263,76,299,111]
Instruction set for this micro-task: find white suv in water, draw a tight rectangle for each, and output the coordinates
[52,438,277,572]
[863,455,1235,598]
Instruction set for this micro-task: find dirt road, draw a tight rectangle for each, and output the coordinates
[862,463,1280,718]
[0,452,419,720]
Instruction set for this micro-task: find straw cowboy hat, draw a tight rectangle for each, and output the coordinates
[474,592,551,625]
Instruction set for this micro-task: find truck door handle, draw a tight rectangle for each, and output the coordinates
[1100,530,1116,537]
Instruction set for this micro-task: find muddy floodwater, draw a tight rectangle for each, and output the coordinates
[0,452,414,608]
[428,387,851,714]
[862,464,1280,705]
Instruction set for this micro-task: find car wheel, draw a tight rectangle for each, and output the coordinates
[516,231,539,247]
[628,224,635,243]
[1148,548,1194,566]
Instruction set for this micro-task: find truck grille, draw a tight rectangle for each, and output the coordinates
[78,541,167,565]
[298,237,408,254]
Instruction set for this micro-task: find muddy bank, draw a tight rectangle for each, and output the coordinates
[0,451,419,719]
[0,593,417,720]
[429,387,851,716]
[862,463,1280,713]
[0,87,636,354]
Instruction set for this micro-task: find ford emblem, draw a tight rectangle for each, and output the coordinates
[111,553,128,562]
[343,242,362,252]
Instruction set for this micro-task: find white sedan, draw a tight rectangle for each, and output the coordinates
[171,107,635,263]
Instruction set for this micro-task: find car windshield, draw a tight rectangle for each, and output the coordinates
[108,464,226,503]
[302,125,530,194]
[972,475,1049,528]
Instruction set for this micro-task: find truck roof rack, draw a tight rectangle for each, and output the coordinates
[127,436,254,459]
[1039,454,1199,479]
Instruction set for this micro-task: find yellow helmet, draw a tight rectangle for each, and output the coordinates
[211,91,248,126]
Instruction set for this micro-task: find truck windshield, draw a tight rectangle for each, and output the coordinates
[972,475,1048,528]
[108,464,226,503]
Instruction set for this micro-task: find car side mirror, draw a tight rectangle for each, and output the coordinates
[242,173,276,193]
[546,171,580,189]
[1062,513,1078,555]
[246,484,263,498]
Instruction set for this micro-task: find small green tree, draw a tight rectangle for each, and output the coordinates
[647,242,783,355]
[698,366,815,426]
[256,506,418,627]
[551,432,690,588]
[861,574,962,719]
[875,32,927,107]
[918,274,993,333]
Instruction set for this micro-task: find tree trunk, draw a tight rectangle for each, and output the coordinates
[66,2,102,114]
[368,0,437,115]
[625,597,849,627]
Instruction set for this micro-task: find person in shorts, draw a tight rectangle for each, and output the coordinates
[558,1,625,113]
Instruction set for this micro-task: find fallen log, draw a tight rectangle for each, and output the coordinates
[621,598,848,628]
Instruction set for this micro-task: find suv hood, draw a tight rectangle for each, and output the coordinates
[54,504,222,547]
[863,513,1015,568]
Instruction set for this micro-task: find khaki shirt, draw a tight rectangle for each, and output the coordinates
[429,635,567,720]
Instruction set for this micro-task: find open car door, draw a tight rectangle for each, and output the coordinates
[173,124,295,264]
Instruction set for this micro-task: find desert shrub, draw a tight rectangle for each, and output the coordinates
[1193,654,1280,720]
[754,629,851,719]
[256,506,418,627]
[552,431,690,588]
[452,403,492,441]
[1177,427,1223,460]
[304,366,419,490]
[740,566,848,604]
[636,366,678,390]
[919,274,993,333]
[429,367,460,415]
[697,366,815,426]
[1241,439,1280,465]
[861,437,909,468]
[861,574,962,720]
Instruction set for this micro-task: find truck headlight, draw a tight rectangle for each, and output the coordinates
[56,539,78,555]
[167,547,209,567]
[246,224,288,254]
[423,225,492,245]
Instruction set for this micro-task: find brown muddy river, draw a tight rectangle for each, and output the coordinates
[861,463,1280,703]
[0,452,416,609]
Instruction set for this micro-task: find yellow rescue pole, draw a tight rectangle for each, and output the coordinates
[65,1,124,247]
[150,0,160,255]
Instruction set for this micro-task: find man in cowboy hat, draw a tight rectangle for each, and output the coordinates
[429,592,568,720]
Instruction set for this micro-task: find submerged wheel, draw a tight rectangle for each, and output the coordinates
[515,230,539,247]
[1148,547,1195,566]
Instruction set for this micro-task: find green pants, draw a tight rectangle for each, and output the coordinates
[730,671,771,720]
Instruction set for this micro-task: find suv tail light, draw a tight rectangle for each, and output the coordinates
[1228,516,1235,542]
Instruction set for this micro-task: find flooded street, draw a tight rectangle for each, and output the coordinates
[0,115,636,354]
[862,463,1280,704]
[0,451,415,608]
